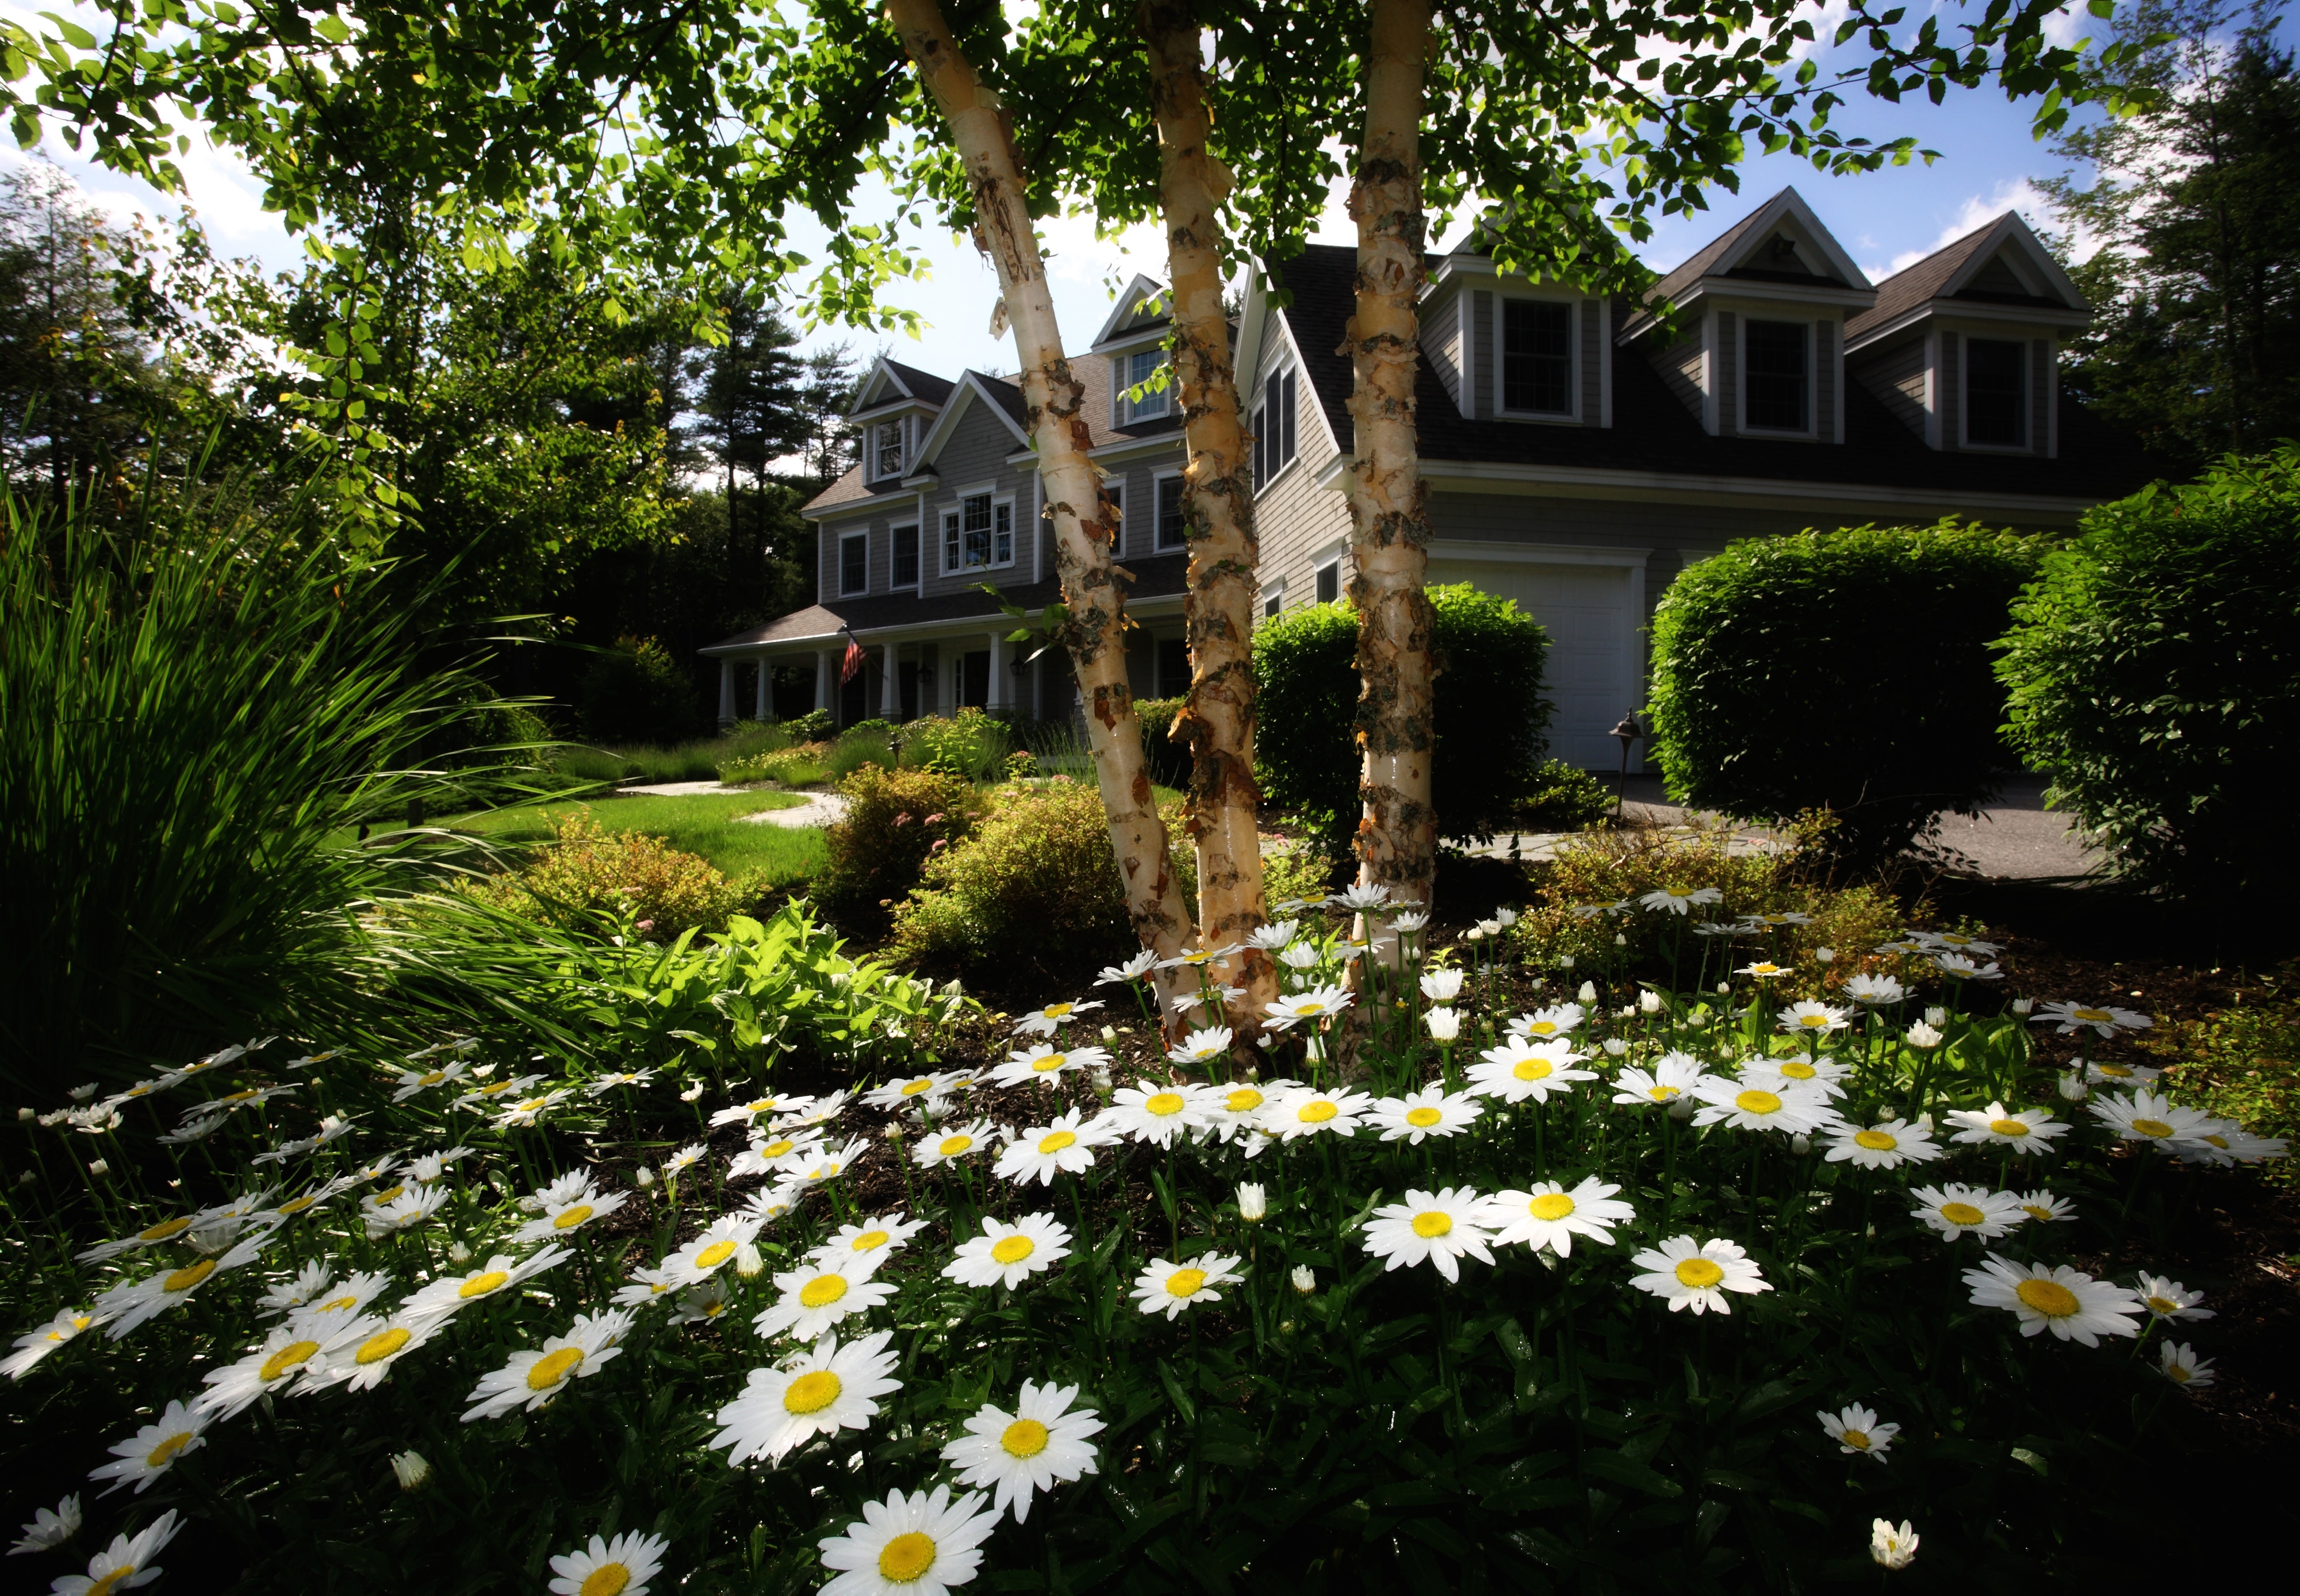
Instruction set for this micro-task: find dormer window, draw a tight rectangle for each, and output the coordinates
[1501,299,1574,416]
[1121,350,1170,423]
[1743,320,1810,432]
[873,420,907,481]
[1965,340,2028,447]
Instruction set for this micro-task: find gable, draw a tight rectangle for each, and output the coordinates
[913,373,1033,478]
[1091,273,1172,350]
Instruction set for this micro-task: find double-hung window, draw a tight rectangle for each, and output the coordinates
[1743,320,1810,432]
[1964,339,2027,447]
[892,524,919,588]
[1501,299,1574,415]
[874,420,905,481]
[1155,475,1187,551]
[1122,349,1169,422]
[839,531,868,596]
[1252,367,1298,491]
[942,493,1013,573]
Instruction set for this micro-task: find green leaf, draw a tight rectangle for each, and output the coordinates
[1578,1449,1682,1498]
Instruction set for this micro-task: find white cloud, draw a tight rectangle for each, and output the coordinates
[1869,177,2059,278]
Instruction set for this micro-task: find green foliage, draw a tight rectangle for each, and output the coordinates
[461,811,756,933]
[891,781,1193,982]
[819,766,983,934]
[0,466,536,1091]
[900,707,1013,781]
[556,723,790,787]
[446,791,819,891]
[781,709,835,742]
[1259,838,1337,906]
[1996,448,2300,902]
[1255,585,1552,858]
[1516,757,1615,833]
[1132,695,1191,790]
[578,636,702,746]
[2148,965,2300,1186]
[1649,521,2046,864]
[823,722,898,780]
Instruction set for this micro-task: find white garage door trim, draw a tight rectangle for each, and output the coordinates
[1427,540,1650,773]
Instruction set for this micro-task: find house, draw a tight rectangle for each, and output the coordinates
[703,187,2139,769]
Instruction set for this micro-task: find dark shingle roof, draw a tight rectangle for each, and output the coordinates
[1272,243,2153,502]
[1845,224,2001,344]
[704,555,1191,652]
[881,358,955,406]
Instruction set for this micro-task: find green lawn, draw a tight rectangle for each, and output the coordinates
[449,789,826,884]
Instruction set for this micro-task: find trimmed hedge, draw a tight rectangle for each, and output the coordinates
[1255,584,1552,857]
[1998,448,2300,903]
[1647,521,2045,863]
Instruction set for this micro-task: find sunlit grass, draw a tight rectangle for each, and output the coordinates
[448,791,825,885]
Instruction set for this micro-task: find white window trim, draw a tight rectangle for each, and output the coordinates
[1311,553,1344,605]
[939,488,1018,576]
[1151,466,1187,552]
[1260,579,1286,619]
[1493,290,1581,423]
[1735,313,1818,440]
[1252,361,1301,498]
[889,521,923,594]
[838,529,870,597]
[1116,349,1171,427]
[1957,333,2033,454]
[871,417,908,483]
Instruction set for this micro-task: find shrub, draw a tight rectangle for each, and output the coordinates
[900,707,1013,781]
[1515,757,1614,832]
[1649,521,2046,864]
[1133,694,1191,790]
[817,766,982,933]
[891,780,1194,982]
[464,811,753,933]
[578,635,701,745]
[1255,583,1552,858]
[720,742,830,787]
[1997,448,2300,903]
[823,723,897,780]
[1259,838,1337,905]
[779,708,834,742]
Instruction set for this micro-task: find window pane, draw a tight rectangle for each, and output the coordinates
[1128,350,1168,419]
[1281,371,1297,463]
[841,536,867,594]
[893,525,919,586]
[994,501,1013,565]
[1315,562,1339,604]
[1743,320,1809,431]
[1157,477,1186,549]
[1157,637,1189,696]
[1965,339,2026,446]
[1502,300,1574,413]
[963,493,991,567]
[1252,402,1267,489]
[942,511,960,571]
[876,423,903,478]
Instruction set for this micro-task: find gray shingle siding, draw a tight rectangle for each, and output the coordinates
[1580,300,1603,425]
[1815,319,1838,445]
[1939,331,1961,452]
[1851,335,1929,439]
[1471,291,1493,420]
[1715,312,1739,435]
[2031,337,2052,457]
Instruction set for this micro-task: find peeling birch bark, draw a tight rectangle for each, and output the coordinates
[1138,0,1277,1027]
[886,0,1197,1011]
[1341,0,1439,912]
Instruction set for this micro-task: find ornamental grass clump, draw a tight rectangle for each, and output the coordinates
[5,882,2286,1590]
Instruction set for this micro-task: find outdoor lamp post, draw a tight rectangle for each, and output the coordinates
[1611,715,1642,819]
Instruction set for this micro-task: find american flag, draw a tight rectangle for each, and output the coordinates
[839,637,865,684]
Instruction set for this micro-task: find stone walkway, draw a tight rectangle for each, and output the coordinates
[615,781,852,828]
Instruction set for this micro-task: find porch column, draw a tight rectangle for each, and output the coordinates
[753,655,770,722]
[986,629,1011,713]
[716,657,735,727]
[880,643,901,719]
[816,649,835,712]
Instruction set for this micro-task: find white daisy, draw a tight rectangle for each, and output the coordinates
[1824,1118,1943,1171]
[1095,949,1159,986]
[810,1214,927,1272]
[611,1265,682,1311]
[1639,885,1722,915]
[87,1400,210,1495]
[1130,1254,1244,1319]
[2,1307,103,1379]
[1203,1081,1281,1143]
[1013,999,1103,1037]
[362,1184,451,1239]
[665,1214,767,1285]
[390,1060,470,1101]
[2159,1341,2217,1391]
[944,1214,1072,1290]
[1367,1088,1485,1145]
[1736,960,1792,980]
[2088,1089,2217,1150]
[1933,954,2003,981]
[2136,1273,2214,1322]
[941,1381,1105,1524]
[781,1137,871,1190]
[728,1130,825,1182]
[1777,1000,1850,1037]
[1419,967,1465,1002]
[47,1510,180,1595]
[2081,1058,2162,1089]
[662,1144,707,1178]
[711,1330,902,1467]
[1103,1080,1213,1146]
[9,1492,79,1555]
[674,1277,734,1326]
[818,1484,999,1596]
[1506,1003,1585,1042]
[1261,985,1352,1031]
[987,1043,1109,1089]
[1962,1254,2142,1344]
[1842,973,1906,1005]
[711,1091,811,1130]
[494,1087,572,1129]
[913,1119,994,1170]
[2013,1190,2076,1225]
[1742,1052,1853,1099]
[1611,1053,1710,1107]
[1488,1177,1634,1256]
[1261,1085,1373,1141]
[1909,1183,2026,1242]
[461,1310,634,1420]
[1164,1027,1235,1069]
[1688,1079,1840,1135]
[1943,1102,2070,1154]
[263,1176,352,1223]
[304,1311,444,1392]
[1627,1236,1770,1315]
[1362,1188,1500,1282]
[752,1256,897,1342]
[1467,1039,1596,1105]
[1818,1403,1900,1462]
[992,1111,1121,1186]
[92,1254,241,1340]
[585,1069,658,1098]
[192,1323,332,1418]
[548,1531,669,1596]
[2033,1000,2153,1039]
[453,1073,542,1111]
[400,1246,573,1324]
[863,1072,963,1112]
[402,1146,473,1183]
[513,1188,629,1245]
[284,1269,390,1336]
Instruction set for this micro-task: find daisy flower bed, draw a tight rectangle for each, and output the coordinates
[1,889,2286,1591]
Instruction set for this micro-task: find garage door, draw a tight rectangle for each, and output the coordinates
[1427,559,1640,771]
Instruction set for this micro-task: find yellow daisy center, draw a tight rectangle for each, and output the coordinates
[278,1195,317,1215]
[355,1327,411,1365]
[1526,1022,1558,1035]
[146,1431,195,1468]
[580,1564,631,1596]
[1147,1092,1186,1117]
[1799,1015,1828,1028]
[2168,1363,2192,1383]
[1165,1267,1209,1298]
[316,1294,358,1314]
[761,1140,795,1158]
[2203,1135,2230,1150]
[1000,1418,1051,1458]
[1778,1061,1815,1079]
[878,1530,937,1583]
[259,1340,320,1382]
[2015,1277,2081,1317]
[1734,1090,1782,1115]
[1647,1086,1678,1101]
[85,1568,133,1596]
[512,1098,548,1114]
[853,1230,891,1252]
[163,1259,216,1294]
[1939,1202,1985,1226]
[552,1204,595,1231]
[1032,1056,1066,1072]
[526,1346,584,1390]
[1297,1100,1337,1123]
[1674,1257,1725,1290]
[2098,1064,2133,1077]
[1989,1118,2030,1137]
[1411,1211,1452,1238]
[372,1184,406,1205]
[2072,1008,2111,1023]
[1854,1130,1897,1150]
[1293,1002,1323,1016]
[1039,1130,1077,1154]
[419,1070,446,1086]
[693,1240,737,1270]
[1044,1004,1074,1018]
[458,1270,510,1299]
[1843,1429,1870,1450]
[2131,1118,2175,1138]
[938,1135,973,1157]
[139,1216,193,1242]
[222,1088,257,1103]
[1513,1059,1554,1081]
[1225,1089,1262,1112]
[799,1274,849,1309]
[900,1079,935,1096]
[1406,1106,1442,1128]
[2022,1204,2054,1222]
[990,1234,1036,1265]
[2147,1294,2179,1315]
[784,1370,841,1414]
[1528,1194,1575,1221]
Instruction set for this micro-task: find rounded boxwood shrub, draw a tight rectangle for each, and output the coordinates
[1647,521,2044,863]
[1255,583,1552,857]
[1998,448,2300,903]
[817,766,982,933]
